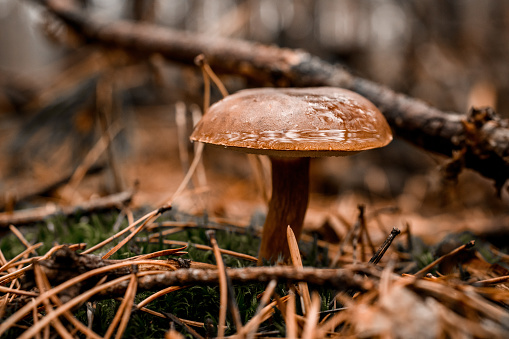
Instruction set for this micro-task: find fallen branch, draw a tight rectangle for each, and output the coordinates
[38,0,509,190]
[25,246,370,298]
[0,190,133,228]
[99,266,372,298]
[0,164,104,211]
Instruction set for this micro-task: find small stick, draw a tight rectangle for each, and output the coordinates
[405,221,413,252]
[273,292,289,324]
[15,274,134,339]
[95,265,372,301]
[207,231,230,337]
[33,264,73,339]
[161,312,204,339]
[129,246,188,261]
[111,208,126,233]
[285,291,298,339]
[31,299,41,339]
[0,243,43,272]
[287,226,312,315]
[63,121,123,202]
[194,54,229,99]
[301,292,321,339]
[0,260,176,337]
[358,206,376,256]
[147,227,185,239]
[9,225,37,255]
[82,207,150,255]
[39,266,103,339]
[244,279,277,338]
[0,286,38,297]
[175,101,191,175]
[331,211,362,267]
[136,304,203,328]
[351,215,362,264]
[149,218,249,233]
[0,249,7,267]
[196,55,211,114]
[0,244,85,285]
[102,212,160,259]
[242,300,280,335]
[157,143,205,209]
[190,105,208,189]
[366,206,400,234]
[95,75,125,194]
[369,228,401,265]
[248,154,270,204]
[0,190,133,228]
[473,275,509,287]
[414,240,475,278]
[113,273,138,339]
[142,238,258,262]
[137,286,187,309]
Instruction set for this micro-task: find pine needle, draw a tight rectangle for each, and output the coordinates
[287,226,311,315]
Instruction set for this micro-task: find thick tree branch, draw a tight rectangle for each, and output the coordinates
[39,0,509,190]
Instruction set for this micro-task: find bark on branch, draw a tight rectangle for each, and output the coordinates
[26,246,371,298]
[0,190,133,228]
[39,0,509,190]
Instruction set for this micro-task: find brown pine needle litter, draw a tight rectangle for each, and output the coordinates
[2,212,509,338]
[1,110,509,338]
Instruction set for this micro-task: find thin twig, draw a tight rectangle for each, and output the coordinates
[33,264,73,339]
[207,230,243,336]
[137,286,186,309]
[0,243,43,272]
[194,54,229,98]
[62,121,123,202]
[414,240,475,278]
[102,212,159,259]
[141,238,258,262]
[473,275,509,287]
[114,272,137,339]
[301,292,322,339]
[0,190,133,228]
[98,265,372,298]
[8,225,38,255]
[287,226,311,315]
[285,291,298,339]
[161,312,205,339]
[0,260,175,336]
[207,231,228,338]
[95,75,125,194]
[244,279,277,338]
[175,101,191,175]
[368,228,401,265]
[40,265,103,339]
[16,274,133,339]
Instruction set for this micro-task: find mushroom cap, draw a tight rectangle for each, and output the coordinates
[190,87,392,157]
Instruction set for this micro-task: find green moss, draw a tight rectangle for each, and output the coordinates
[0,211,339,338]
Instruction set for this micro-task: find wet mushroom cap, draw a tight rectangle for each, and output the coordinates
[190,87,392,157]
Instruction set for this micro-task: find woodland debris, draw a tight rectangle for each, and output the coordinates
[3,226,509,338]
[36,0,509,191]
[0,190,133,228]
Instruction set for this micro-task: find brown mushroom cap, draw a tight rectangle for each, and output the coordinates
[190,87,392,157]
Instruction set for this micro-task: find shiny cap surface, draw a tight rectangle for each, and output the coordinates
[191,87,392,157]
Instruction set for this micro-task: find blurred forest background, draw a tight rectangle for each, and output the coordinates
[1,0,509,245]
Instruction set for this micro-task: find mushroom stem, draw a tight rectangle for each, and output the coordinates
[258,157,310,265]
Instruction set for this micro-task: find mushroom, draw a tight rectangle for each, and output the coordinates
[190,87,392,264]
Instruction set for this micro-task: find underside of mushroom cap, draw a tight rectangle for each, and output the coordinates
[190,87,392,157]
